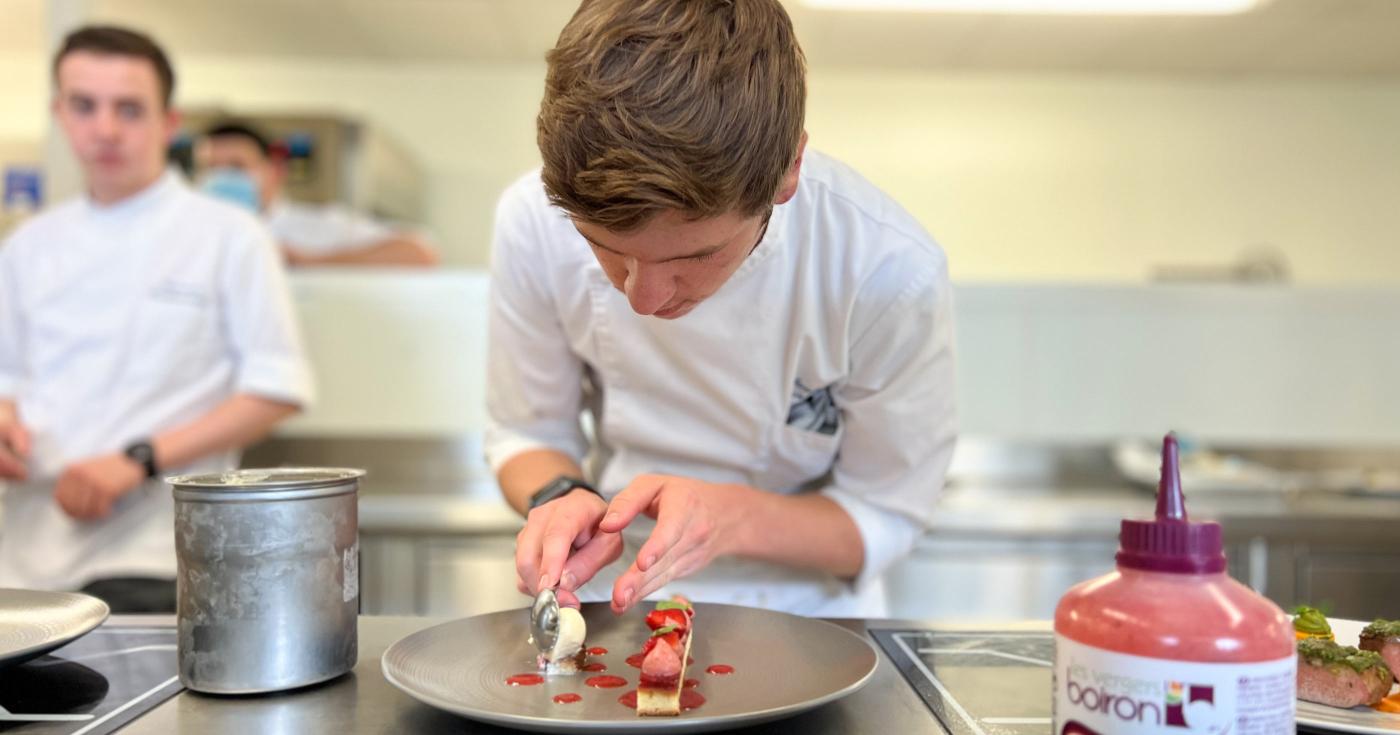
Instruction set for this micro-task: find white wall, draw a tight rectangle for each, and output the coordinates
[286,272,1400,447]
[167,57,1400,283]
[808,71,1400,284]
[8,36,1400,283]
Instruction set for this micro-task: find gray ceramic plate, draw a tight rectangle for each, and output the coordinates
[0,588,110,669]
[382,602,879,733]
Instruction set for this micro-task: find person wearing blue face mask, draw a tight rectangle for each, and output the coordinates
[0,26,314,612]
[199,122,439,268]
[199,165,262,213]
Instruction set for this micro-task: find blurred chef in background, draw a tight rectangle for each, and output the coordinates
[0,25,313,612]
[199,121,440,268]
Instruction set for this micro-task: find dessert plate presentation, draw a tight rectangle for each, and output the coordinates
[382,601,879,734]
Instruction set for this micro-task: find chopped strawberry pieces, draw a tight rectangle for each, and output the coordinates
[641,632,683,679]
[645,607,690,633]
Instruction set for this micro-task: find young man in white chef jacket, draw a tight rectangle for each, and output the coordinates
[198,122,439,268]
[489,0,956,618]
[0,26,314,612]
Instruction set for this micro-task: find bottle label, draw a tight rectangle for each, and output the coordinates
[1053,634,1295,734]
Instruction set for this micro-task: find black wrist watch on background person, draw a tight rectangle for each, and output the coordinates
[528,476,600,510]
[123,440,159,479]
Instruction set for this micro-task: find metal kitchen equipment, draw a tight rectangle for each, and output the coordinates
[168,468,363,694]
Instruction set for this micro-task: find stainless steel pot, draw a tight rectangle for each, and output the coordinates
[168,468,363,694]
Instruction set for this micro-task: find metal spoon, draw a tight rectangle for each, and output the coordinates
[529,588,560,655]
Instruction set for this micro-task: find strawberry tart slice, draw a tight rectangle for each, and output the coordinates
[637,596,694,716]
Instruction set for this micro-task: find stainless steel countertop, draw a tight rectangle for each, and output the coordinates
[116,614,993,735]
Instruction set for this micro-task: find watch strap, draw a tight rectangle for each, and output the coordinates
[123,440,159,479]
[528,476,599,510]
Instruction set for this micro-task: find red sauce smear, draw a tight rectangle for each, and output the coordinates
[705,664,735,675]
[625,653,646,668]
[581,662,607,672]
[618,690,638,708]
[587,647,608,655]
[585,675,629,689]
[680,689,706,710]
[683,678,700,689]
[553,693,582,704]
[505,673,544,686]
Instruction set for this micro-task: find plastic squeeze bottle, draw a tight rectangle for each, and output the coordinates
[1052,433,1295,735]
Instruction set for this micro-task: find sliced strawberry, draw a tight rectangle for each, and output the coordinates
[660,609,688,632]
[645,609,669,631]
[640,632,683,679]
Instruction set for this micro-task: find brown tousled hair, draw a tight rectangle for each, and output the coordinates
[53,25,176,108]
[538,0,806,231]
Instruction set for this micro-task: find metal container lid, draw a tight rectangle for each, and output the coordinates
[167,467,365,501]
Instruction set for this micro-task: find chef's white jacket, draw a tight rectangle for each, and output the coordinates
[0,170,314,590]
[265,198,395,257]
[484,150,957,617]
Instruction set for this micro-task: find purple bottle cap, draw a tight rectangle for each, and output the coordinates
[1116,432,1227,574]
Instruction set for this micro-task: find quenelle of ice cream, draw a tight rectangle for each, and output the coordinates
[538,606,587,673]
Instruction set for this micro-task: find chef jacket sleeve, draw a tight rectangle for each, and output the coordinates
[483,181,589,470]
[820,239,957,591]
[0,244,22,398]
[221,221,316,407]
[310,205,396,250]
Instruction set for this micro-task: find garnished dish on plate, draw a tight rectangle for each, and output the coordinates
[381,601,878,733]
[636,596,696,716]
[1294,606,1400,731]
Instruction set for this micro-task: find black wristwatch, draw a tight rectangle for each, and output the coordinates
[528,476,600,510]
[123,440,159,479]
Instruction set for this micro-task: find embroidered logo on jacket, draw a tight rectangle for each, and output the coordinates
[787,379,839,435]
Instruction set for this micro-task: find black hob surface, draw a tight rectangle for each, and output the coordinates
[0,626,180,735]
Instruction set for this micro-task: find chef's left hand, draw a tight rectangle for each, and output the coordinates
[598,474,756,614]
[54,453,146,521]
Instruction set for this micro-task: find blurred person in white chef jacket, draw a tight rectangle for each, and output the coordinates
[490,0,957,619]
[198,121,439,268]
[0,26,314,612]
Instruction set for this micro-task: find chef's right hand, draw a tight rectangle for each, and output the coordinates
[0,417,30,481]
[515,488,623,608]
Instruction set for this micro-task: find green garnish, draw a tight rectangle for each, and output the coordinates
[650,624,677,637]
[1293,606,1333,636]
[1362,619,1400,639]
[1298,638,1388,674]
[656,600,692,612]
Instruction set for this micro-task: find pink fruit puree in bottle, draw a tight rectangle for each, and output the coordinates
[1052,434,1295,735]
